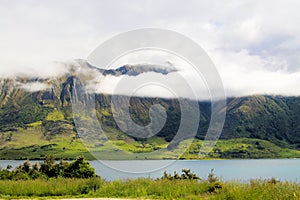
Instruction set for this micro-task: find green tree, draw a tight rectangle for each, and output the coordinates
[63,156,96,178]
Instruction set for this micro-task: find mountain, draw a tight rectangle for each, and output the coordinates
[0,60,300,159]
[102,63,177,76]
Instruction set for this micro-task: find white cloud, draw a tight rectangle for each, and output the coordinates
[1,0,300,98]
[94,71,209,100]
[18,82,50,92]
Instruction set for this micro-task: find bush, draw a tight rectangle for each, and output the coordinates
[207,169,223,193]
[160,168,201,180]
[63,156,96,178]
[0,155,97,180]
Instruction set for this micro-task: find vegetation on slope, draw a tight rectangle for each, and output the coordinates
[1,127,300,159]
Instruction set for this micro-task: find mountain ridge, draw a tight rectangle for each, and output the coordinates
[0,60,300,159]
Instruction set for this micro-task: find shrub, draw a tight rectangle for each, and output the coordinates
[0,155,97,180]
[161,168,200,180]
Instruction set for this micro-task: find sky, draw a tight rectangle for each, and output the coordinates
[1,0,300,99]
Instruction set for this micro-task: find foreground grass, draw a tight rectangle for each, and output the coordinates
[210,180,300,200]
[0,178,102,197]
[0,177,299,199]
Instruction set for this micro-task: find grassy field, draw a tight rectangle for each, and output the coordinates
[1,126,300,160]
[0,126,93,160]
[180,138,300,159]
[0,177,299,199]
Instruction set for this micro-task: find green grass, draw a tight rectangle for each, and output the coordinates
[0,177,103,197]
[209,180,300,200]
[180,138,300,159]
[94,178,210,199]
[45,110,64,121]
[0,126,93,160]
[0,177,299,199]
[1,124,300,160]
[27,121,42,127]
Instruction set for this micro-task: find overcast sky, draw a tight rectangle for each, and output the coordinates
[1,0,300,98]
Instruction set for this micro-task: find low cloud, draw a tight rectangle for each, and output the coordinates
[0,60,69,79]
[18,82,50,92]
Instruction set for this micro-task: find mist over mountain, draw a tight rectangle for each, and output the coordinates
[102,63,177,76]
[1,60,300,159]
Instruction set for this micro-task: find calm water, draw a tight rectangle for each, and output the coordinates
[1,159,299,182]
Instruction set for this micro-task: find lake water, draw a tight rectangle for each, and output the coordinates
[1,159,299,182]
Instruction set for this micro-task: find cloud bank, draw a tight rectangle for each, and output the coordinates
[1,0,300,98]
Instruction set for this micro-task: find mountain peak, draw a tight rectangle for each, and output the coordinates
[102,63,177,76]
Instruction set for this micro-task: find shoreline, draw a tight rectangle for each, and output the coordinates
[1,157,300,161]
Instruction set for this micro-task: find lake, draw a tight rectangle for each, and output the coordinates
[1,159,299,182]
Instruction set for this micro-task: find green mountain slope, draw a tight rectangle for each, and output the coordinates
[0,61,300,159]
[221,95,300,148]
